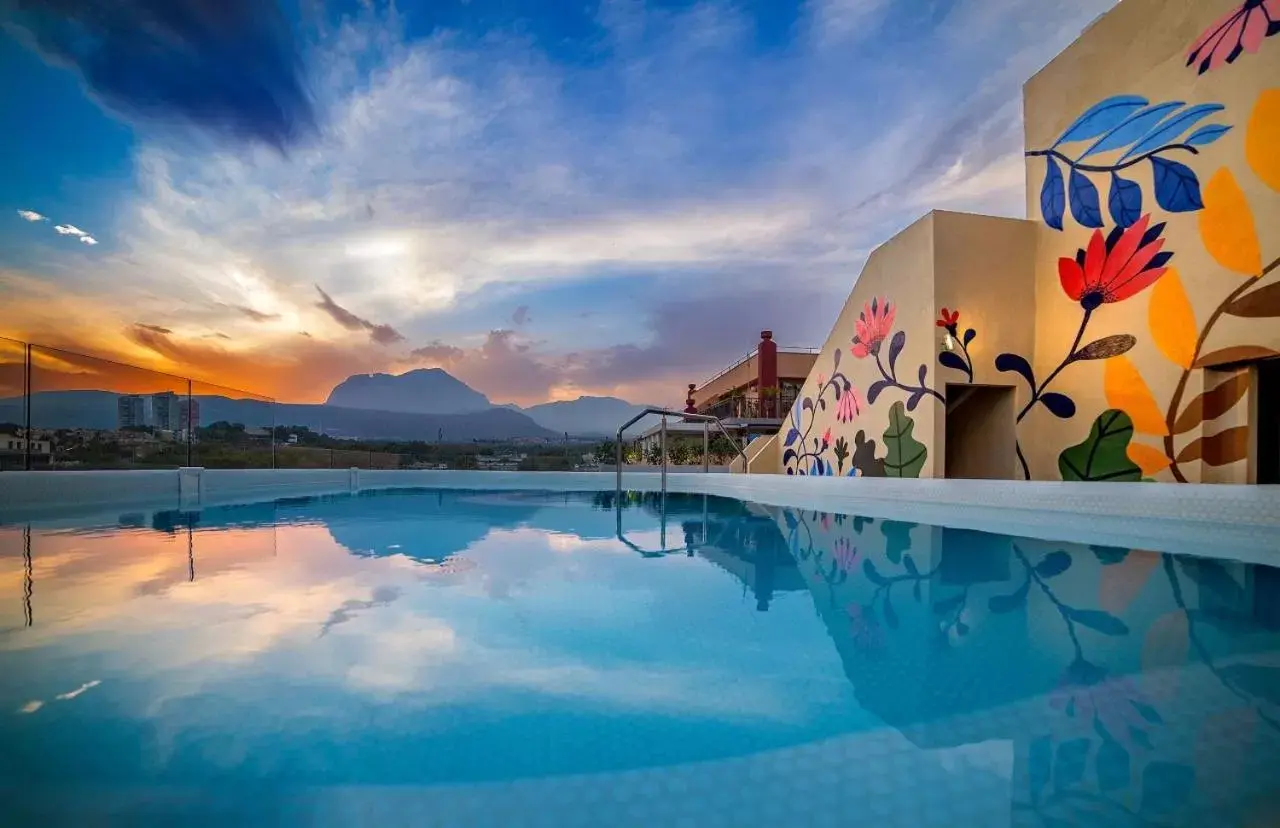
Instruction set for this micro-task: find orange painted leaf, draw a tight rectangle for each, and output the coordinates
[1199,168,1262,275]
[1247,89,1280,192]
[1099,550,1158,615]
[1225,281,1280,318]
[1142,611,1189,703]
[1176,426,1249,466]
[1148,268,1197,369]
[1173,372,1250,434]
[1104,356,1168,436]
[1127,442,1172,475]
[1195,345,1280,367]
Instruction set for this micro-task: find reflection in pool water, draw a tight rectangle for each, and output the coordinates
[1,489,1279,827]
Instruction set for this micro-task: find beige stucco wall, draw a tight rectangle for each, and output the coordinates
[776,213,941,477]
[1021,0,1280,482]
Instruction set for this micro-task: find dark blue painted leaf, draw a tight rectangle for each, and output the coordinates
[963,328,976,346]
[955,621,969,636]
[1040,157,1065,230]
[1130,727,1154,750]
[918,363,928,385]
[1186,123,1232,147]
[802,397,814,411]
[1053,739,1091,789]
[1180,558,1245,606]
[1054,95,1149,146]
[906,391,923,412]
[912,581,921,602]
[988,578,1030,613]
[832,348,842,369]
[1131,700,1163,724]
[814,457,825,476]
[903,554,918,576]
[1068,169,1104,227]
[863,558,887,586]
[1066,608,1130,635]
[784,428,800,447]
[939,350,969,374]
[1080,101,1184,158]
[1097,738,1131,792]
[883,596,899,629]
[888,330,906,370]
[1091,545,1129,565]
[1140,763,1194,816]
[783,448,796,465]
[1121,103,1224,160]
[1151,157,1203,212]
[996,352,1036,388]
[1035,550,1072,578]
[866,380,889,405]
[1108,172,1142,228]
[1029,736,1052,803]
[1040,392,1077,419]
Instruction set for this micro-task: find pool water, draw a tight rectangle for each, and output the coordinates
[2,488,1280,827]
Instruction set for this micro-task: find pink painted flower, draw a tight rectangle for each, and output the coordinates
[836,386,861,422]
[851,297,896,359]
[847,603,883,652]
[833,537,858,573]
[1049,659,1159,749]
[1187,1,1279,75]
[816,373,827,389]
[820,511,832,531]
[821,427,832,448]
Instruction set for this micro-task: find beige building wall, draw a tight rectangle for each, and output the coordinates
[1021,0,1280,482]
[776,213,942,478]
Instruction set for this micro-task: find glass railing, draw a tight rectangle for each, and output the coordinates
[0,337,405,471]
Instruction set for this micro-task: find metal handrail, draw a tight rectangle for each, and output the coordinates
[615,408,749,495]
[695,345,821,391]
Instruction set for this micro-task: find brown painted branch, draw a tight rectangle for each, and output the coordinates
[1164,255,1280,482]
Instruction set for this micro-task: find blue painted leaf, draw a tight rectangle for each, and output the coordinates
[918,364,928,385]
[963,328,976,346]
[1066,608,1129,635]
[783,448,796,465]
[988,578,1029,613]
[866,380,889,405]
[888,330,906,370]
[883,596,899,629]
[1029,736,1052,803]
[784,428,800,447]
[903,553,918,576]
[1080,101,1184,158]
[1040,156,1065,230]
[832,348,842,370]
[1151,157,1203,212]
[825,461,834,477]
[1140,763,1194,816]
[1121,103,1224,161]
[1091,545,1128,565]
[1053,95,1149,146]
[1131,700,1163,724]
[1054,739,1091,789]
[1186,123,1232,147]
[863,558,887,586]
[1108,172,1142,228]
[906,391,923,412]
[996,353,1036,388]
[939,350,968,374]
[1035,551,1072,578]
[1068,169,1104,228]
[1040,392,1077,419]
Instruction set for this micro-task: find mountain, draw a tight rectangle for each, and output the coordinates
[520,396,656,437]
[325,368,491,414]
[0,391,556,442]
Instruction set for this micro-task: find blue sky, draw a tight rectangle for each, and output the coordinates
[0,0,1114,404]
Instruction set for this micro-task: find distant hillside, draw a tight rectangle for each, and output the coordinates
[521,396,656,437]
[325,368,491,414]
[0,391,556,442]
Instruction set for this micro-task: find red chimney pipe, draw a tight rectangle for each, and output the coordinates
[758,330,777,418]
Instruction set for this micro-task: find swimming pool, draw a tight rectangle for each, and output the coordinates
[3,487,1279,826]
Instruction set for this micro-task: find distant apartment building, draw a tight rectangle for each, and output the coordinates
[0,434,52,470]
[117,392,200,434]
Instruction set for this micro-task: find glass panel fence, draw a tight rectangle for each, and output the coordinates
[188,379,276,469]
[0,338,28,471]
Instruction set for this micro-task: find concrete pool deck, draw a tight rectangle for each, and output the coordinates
[0,468,1277,565]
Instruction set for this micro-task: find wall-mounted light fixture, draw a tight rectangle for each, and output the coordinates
[942,330,955,352]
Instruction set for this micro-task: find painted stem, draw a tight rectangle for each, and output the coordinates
[787,374,849,473]
[1014,544,1084,661]
[1163,256,1280,482]
[1017,308,1094,423]
[873,350,946,405]
[1025,143,1200,174]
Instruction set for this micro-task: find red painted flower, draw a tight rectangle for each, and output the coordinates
[1187,0,1279,75]
[847,603,884,652]
[1058,214,1172,311]
[821,427,833,449]
[836,386,862,422]
[851,297,895,359]
[936,308,960,330]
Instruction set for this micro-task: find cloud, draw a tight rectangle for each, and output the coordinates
[313,285,404,346]
[2,0,316,149]
[232,305,282,323]
[53,224,88,237]
[17,210,47,222]
[136,323,173,335]
[511,305,530,326]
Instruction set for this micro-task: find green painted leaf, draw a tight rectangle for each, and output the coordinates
[882,401,928,478]
[1058,409,1143,482]
[881,520,914,565]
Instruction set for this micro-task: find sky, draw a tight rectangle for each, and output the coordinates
[0,0,1115,406]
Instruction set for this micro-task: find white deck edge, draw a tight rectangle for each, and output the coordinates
[1,469,1277,565]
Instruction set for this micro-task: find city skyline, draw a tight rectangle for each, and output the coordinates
[0,0,1115,406]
